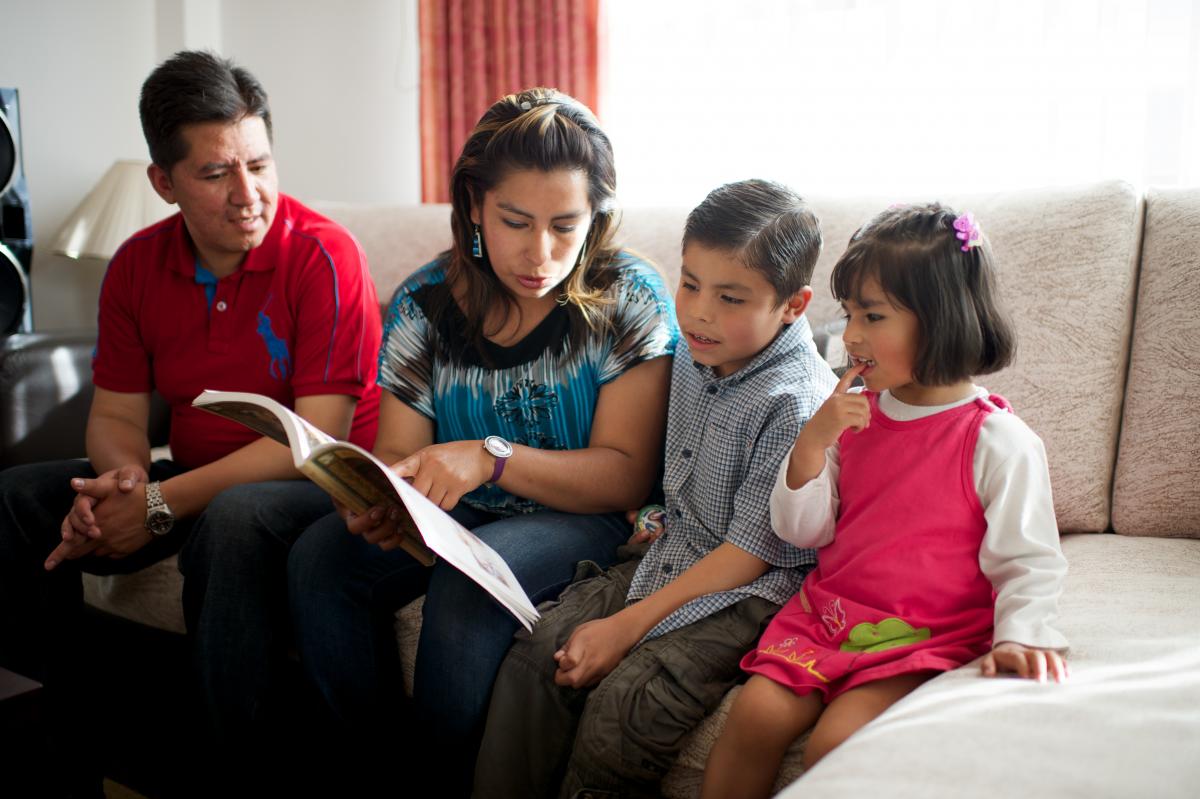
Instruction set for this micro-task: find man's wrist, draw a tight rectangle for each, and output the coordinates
[144,480,176,536]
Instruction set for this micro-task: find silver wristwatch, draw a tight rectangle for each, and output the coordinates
[144,480,175,536]
[483,435,513,484]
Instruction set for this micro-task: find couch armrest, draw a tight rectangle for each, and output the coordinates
[0,331,169,469]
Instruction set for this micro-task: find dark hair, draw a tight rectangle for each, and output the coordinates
[682,179,822,305]
[139,50,273,171]
[831,203,1015,385]
[438,87,621,355]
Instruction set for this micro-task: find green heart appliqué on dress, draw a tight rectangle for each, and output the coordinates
[839,618,932,653]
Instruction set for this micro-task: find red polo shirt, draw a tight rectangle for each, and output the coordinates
[93,194,381,470]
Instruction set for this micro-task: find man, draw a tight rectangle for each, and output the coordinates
[0,50,381,797]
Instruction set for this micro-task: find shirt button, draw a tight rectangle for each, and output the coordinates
[673,509,682,519]
[216,300,228,312]
[660,532,668,542]
[707,385,717,395]
[681,449,692,459]
[662,563,673,574]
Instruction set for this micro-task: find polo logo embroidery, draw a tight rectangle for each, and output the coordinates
[256,311,291,380]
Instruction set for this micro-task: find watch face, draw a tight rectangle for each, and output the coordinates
[146,509,175,536]
[484,436,513,458]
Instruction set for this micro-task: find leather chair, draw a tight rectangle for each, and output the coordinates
[0,331,168,469]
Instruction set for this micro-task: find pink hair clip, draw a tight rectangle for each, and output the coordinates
[953,212,982,252]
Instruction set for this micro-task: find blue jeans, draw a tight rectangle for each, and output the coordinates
[288,505,628,794]
[176,480,334,741]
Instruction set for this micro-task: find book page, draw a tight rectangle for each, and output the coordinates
[388,473,539,629]
[306,443,434,566]
[193,390,334,464]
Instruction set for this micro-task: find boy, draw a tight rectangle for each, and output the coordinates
[473,179,838,799]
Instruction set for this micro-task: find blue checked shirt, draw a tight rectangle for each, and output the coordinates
[626,316,838,641]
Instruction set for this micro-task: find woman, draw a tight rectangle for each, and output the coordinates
[287,87,677,792]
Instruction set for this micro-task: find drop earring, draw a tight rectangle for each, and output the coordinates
[472,225,483,259]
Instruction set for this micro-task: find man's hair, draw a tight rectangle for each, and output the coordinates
[139,50,272,171]
[682,179,822,304]
[831,203,1015,385]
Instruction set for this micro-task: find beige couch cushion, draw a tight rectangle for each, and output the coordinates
[1111,188,1200,538]
[804,183,1142,534]
[327,183,1141,535]
[83,556,185,633]
[663,534,1200,798]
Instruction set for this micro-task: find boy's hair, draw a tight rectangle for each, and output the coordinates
[139,50,272,172]
[831,203,1015,385]
[682,179,822,304]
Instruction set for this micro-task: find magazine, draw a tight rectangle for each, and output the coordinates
[192,390,539,630]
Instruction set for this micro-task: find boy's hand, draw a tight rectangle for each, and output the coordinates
[626,505,666,545]
[553,614,641,688]
[981,642,1068,683]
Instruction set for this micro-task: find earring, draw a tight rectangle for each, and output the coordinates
[471,225,483,259]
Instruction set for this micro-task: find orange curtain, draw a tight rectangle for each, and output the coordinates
[419,0,602,203]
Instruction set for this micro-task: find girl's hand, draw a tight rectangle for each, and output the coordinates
[797,363,870,453]
[393,440,493,511]
[785,364,870,489]
[981,642,1068,683]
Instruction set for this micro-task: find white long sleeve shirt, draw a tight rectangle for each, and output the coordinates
[770,386,1069,651]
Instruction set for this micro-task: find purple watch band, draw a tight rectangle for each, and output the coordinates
[489,454,506,483]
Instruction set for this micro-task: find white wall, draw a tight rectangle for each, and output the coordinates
[1,0,157,329]
[0,0,421,330]
[221,0,421,206]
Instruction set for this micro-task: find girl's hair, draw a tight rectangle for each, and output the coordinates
[433,87,622,357]
[831,203,1015,385]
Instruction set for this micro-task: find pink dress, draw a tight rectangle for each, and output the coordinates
[742,392,1010,701]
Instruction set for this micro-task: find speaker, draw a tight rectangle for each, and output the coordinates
[0,87,33,334]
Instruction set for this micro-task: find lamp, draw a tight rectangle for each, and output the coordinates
[52,159,173,260]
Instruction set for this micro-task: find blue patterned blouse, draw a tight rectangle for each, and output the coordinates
[378,253,679,516]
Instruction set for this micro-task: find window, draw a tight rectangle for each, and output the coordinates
[603,0,1200,205]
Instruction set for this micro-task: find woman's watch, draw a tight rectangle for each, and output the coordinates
[482,435,514,484]
[144,480,176,536]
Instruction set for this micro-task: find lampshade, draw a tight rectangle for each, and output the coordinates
[52,159,173,260]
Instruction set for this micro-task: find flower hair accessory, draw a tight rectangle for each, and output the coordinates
[953,211,983,252]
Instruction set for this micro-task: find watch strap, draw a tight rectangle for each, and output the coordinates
[489,454,507,484]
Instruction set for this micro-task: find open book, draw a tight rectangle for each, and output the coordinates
[192,390,539,630]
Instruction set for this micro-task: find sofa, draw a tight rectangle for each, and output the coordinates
[2,181,1197,797]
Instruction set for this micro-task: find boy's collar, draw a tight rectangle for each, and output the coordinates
[692,316,814,384]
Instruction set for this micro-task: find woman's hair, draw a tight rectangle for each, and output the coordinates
[682,179,822,305]
[831,203,1015,385]
[433,87,622,357]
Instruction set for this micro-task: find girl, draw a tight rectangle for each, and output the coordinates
[702,204,1068,799]
[287,88,677,794]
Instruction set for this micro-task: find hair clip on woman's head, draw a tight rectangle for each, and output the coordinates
[954,212,983,252]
